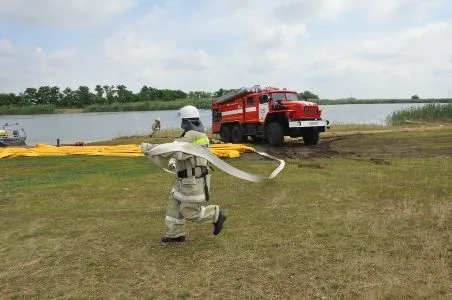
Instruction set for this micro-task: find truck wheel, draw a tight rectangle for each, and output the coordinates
[303,128,320,145]
[267,122,284,147]
[220,125,231,142]
[231,124,245,143]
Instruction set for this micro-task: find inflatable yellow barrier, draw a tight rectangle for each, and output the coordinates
[0,143,256,159]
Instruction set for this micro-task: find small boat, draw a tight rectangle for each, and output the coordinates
[0,122,27,147]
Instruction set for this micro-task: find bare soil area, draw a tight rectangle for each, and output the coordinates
[85,124,451,161]
[251,125,452,160]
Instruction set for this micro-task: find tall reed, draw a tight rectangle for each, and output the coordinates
[84,99,211,112]
[387,103,452,125]
[0,104,56,115]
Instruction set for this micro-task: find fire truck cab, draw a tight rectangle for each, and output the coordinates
[211,85,329,147]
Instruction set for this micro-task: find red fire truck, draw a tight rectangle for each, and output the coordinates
[211,85,329,146]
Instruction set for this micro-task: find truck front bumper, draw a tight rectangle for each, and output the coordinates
[288,120,329,128]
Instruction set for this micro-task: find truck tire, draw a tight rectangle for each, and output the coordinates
[231,124,245,143]
[267,122,284,147]
[220,125,231,142]
[303,128,320,145]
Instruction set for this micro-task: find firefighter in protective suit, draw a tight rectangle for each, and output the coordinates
[149,118,161,137]
[141,105,227,243]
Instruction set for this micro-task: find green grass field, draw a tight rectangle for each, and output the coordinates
[0,128,451,299]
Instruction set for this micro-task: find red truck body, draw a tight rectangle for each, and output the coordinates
[211,85,329,146]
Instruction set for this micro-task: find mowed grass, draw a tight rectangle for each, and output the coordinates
[0,147,451,298]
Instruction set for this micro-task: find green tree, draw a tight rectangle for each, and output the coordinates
[116,85,137,103]
[61,87,75,107]
[214,88,234,98]
[0,93,23,106]
[49,86,62,106]
[103,85,117,104]
[139,85,151,101]
[23,87,38,104]
[75,86,93,107]
[36,86,52,105]
[298,90,319,100]
[214,88,226,98]
[189,91,211,99]
[94,85,104,97]
[1,84,259,109]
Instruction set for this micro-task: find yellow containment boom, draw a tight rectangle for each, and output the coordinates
[0,143,257,159]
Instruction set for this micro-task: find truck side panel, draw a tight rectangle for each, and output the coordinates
[218,99,246,124]
[244,95,259,123]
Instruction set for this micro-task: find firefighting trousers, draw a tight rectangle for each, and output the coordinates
[164,194,220,238]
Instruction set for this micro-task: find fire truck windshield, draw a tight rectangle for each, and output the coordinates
[271,92,298,101]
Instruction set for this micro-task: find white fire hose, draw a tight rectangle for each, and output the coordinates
[144,141,285,182]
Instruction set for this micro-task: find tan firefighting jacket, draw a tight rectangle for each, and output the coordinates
[168,130,211,202]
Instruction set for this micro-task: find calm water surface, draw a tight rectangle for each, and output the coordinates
[0,103,430,145]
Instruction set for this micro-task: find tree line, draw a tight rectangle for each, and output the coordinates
[0,85,320,108]
[0,85,220,108]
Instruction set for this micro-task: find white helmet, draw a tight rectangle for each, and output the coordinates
[177,105,199,119]
[156,118,160,122]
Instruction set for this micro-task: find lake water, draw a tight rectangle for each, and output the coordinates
[0,103,431,146]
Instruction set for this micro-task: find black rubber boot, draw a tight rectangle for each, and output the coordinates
[213,211,227,235]
[161,236,186,243]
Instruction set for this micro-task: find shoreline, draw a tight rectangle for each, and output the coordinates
[2,99,451,115]
[59,122,452,146]
[5,122,450,148]
[54,108,85,114]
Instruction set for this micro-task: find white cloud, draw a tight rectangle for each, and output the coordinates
[100,1,313,91]
[273,0,443,22]
[274,0,355,23]
[0,39,13,57]
[0,39,87,90]
[105,38,214,72]
[305,21,452,97]
[368,0,443,19]
[0,0,451,98]
[357,22,448,63]
[0,0,138,27]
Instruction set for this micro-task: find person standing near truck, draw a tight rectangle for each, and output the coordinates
[149,118,161,137]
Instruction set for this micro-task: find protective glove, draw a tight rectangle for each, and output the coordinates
[168,157,176,171]
[140,143,155,155]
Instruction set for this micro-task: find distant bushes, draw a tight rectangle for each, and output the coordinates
[0,104,56,115]
[0,98,212,114]
[387,103,452,125]
[314,98,452,105]
[2,95,452,116]
[3,83,452,115]
[0,85,219,109]
[83,99,211,112]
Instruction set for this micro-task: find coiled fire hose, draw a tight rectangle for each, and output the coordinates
[144,141,285,182]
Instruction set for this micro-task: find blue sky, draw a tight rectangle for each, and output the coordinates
[0,0,451,98]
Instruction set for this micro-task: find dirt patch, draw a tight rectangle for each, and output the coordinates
[248,126,452,160]
[87,125,451,161]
